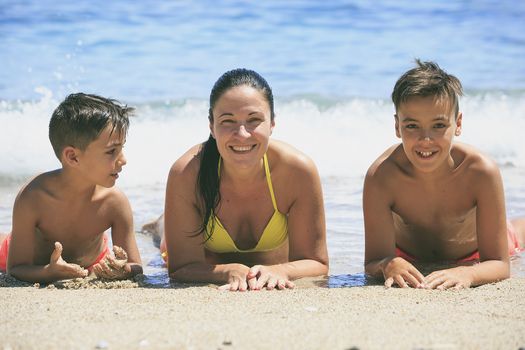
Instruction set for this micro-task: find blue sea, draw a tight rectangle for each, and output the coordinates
[1,0,524,286]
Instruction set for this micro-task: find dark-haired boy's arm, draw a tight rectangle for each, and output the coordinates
[8,191,88,283]
[99,191,142,279]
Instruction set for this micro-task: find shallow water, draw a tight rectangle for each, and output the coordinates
[1,1,524,288]
[130,167,525,288]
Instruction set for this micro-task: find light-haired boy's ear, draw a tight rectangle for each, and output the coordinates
[394,114,401,138]
[455,112,463,136]
[62,146,80,166]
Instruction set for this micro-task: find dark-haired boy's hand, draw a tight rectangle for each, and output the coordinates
[47,241,89,279]
[423,266,473,290]
[383,257,425,288]
[92,245,131,280]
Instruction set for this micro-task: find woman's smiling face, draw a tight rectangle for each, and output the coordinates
[210,85,274,170]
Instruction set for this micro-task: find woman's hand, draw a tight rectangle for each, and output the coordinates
[217,263,251,291]
[247,264,295,290]
[383,257,425,288]
[423,266,473,290]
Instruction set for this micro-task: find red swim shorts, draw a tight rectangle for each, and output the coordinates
[0,234,110,273]
[396,221,523,263]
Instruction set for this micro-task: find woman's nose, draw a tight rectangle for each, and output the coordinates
[235,124,251,138]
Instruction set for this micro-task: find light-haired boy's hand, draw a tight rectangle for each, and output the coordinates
[47,242,89,279]
[383,257,425,288]
[423,266,473,290]
[92,245,131,280]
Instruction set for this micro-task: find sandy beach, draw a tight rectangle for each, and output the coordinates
[1,275,524,350]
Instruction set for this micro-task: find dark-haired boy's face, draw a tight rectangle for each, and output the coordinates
[76,125,127,188]
[395,96,462,174]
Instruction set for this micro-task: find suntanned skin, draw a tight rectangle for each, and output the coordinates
[162,85,328,291]
[364,96,523,290]
[5,126,142,283]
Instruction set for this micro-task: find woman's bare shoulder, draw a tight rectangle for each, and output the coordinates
[267,139,316,174]
[169,143,204,179]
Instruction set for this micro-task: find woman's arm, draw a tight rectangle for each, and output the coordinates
[164,151,252,290]
[249,152,328,290]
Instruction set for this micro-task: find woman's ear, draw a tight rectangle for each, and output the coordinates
[209,122,215,139]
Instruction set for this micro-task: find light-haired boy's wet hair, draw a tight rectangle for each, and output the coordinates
[49,93,133,159]
[392,59,463,117]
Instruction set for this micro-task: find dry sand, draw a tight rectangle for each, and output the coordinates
[0,274,524,350]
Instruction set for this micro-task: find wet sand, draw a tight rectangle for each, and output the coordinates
[0,274,524,349]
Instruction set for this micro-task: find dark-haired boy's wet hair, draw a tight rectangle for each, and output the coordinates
[392,59,463,117]
[49,93,133,159]
[197,68,275,240]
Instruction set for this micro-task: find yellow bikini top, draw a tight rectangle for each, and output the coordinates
[204,153,288,253]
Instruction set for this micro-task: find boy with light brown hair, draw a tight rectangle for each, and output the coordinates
[0,93,142,283]
[363,60,524,289]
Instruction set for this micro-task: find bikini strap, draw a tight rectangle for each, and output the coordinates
[219,154,277,210]
[263,153,278,210]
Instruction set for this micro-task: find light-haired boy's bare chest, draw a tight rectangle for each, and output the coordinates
[391,179,478,258]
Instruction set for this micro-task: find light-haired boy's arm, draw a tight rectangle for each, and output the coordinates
[8,190,88,283]
[424,161,509,289]
[100,189,143,279]
[363,168,425,288]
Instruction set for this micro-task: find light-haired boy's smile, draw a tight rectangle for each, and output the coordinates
[395,96,462,174]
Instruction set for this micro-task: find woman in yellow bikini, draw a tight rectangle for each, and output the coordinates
[158,68,328,291]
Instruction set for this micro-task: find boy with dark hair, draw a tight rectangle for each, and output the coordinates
[364,60,524,289]
[0,93,142,282]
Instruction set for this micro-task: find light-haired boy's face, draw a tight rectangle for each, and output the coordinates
[395,96,462,174]
[76,125,127,188]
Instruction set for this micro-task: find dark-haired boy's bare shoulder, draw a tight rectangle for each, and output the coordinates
[13,170,62,207]
[97,185,131,212]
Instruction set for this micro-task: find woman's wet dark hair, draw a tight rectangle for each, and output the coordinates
[196,68,275,240]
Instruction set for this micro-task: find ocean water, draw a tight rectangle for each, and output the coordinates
[1,1,524,286]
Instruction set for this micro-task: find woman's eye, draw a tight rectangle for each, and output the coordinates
[106,149,116,155]
[405,124,417,129]
[434,123,446,128]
